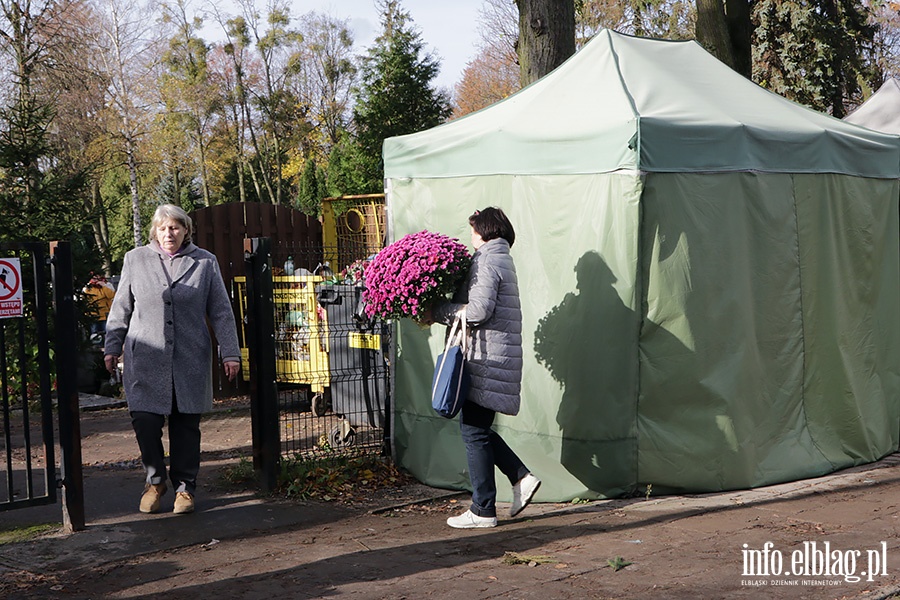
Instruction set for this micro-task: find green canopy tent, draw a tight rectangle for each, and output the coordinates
[845,77,900,135]
[383,30,900,501]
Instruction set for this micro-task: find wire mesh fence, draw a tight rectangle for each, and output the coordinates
[237,242,390,464]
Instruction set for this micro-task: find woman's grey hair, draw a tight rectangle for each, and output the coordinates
[150,204,193,243]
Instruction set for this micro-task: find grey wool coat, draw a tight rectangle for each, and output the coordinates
[434,238,523,415]
[105,241,240,415]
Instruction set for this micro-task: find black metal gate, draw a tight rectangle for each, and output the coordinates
[0,241,84,531]
[242,238,391,492]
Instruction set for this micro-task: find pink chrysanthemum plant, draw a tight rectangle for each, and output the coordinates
[362,230,471,320]
[340,258,369,285]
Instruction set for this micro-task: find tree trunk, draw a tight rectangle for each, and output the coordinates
[695,0,736,70]
[173,166,182,205]
[243,98,275,203]
[515,0,576,87]
[231,102,247,203]
[88,182,113,276]
[262,60,283,205]
[695,0,752,78]
[822,0,845,118]
[244,104,269,202]
[724,0,751,77]
[124,133,142,248]
[196,117,211,206]
[225,50,249,203]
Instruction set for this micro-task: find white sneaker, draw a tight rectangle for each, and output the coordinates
[510,473,541,517]
[446,509,497,529]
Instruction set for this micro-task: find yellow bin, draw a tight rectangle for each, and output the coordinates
[233,275,330,394]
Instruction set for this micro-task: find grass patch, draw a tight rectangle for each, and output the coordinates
[278,454,413,502]
[220,457,257,488]
[0,523,60,545]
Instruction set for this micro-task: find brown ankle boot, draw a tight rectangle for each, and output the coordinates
[139,483,167,513]
[173,491,194,514]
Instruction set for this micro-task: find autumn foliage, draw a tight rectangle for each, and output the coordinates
[452,46,521,118]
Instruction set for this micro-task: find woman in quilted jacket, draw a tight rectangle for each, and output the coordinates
[432,207,541,528]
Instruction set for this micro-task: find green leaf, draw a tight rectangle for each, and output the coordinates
[607,556,632,572]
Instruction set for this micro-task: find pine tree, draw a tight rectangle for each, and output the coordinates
[297,158,320,215]
[0,0,87,243]
[348,0,451,193]
[155,173,202,214]
[752,0,881,116]
[316,163,329,204]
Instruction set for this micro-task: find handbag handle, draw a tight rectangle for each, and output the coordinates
[444,309,467,354]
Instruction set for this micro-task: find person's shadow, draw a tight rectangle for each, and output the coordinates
[534,251,688,497]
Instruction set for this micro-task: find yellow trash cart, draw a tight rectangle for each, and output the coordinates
[234,275,331,413]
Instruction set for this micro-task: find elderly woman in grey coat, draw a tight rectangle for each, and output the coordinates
[104,204,240,516]
[432,207,541,528]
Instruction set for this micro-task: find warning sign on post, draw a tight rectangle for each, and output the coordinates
[0,258,23,318]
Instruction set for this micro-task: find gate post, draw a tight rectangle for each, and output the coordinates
[50,241,84,531]
[244,237,279,492]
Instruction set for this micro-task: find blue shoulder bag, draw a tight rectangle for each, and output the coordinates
[431,311,469,419]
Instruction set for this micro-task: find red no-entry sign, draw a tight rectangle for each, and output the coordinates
[0,258,23,318]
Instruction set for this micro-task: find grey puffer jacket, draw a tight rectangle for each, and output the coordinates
[434,238,523,415]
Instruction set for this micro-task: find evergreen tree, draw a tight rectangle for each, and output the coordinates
[753,0,881,117]
[347,0,451,193]
[297,158,320,215]
[0,0,87,243]
[155,173,203,214]
[326,130,366,197]
[316,162,329,203]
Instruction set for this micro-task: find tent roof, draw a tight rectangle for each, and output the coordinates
[384,30,899,179]
[844,78,900,135]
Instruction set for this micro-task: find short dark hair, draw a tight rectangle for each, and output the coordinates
[469,207,515,247]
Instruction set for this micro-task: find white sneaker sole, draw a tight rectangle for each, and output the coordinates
[447,517,497,529]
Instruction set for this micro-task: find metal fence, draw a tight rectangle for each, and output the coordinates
[192,201,323,398]
[241,239,390,489]
[0,244,56,511]
[0,242,83,530]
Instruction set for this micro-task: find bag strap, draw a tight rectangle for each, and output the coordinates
[459,308,467,353]
[444,308,467,354]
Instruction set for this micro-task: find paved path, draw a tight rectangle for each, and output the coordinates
[2,400,900,599]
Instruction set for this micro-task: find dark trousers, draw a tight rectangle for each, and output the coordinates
[459,401,530,518]
[131,400,201,494]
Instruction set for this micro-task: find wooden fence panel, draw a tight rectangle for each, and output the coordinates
[191,202,323,397]
[244,202,262,239]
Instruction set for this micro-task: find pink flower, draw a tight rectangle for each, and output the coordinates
[362,230,471,320]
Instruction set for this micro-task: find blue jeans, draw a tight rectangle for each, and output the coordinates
[459,401,530,518]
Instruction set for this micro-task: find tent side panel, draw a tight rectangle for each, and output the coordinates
[388,173,643,502]
[637,172,833,493]
[794,175,900,465]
